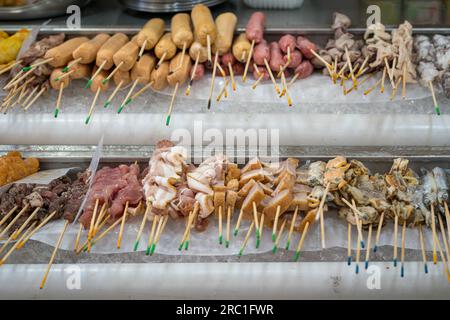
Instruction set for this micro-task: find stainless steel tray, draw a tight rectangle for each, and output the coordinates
[0,0,91,20]
[120,0,226,13]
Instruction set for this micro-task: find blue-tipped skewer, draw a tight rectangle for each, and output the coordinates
[355,264,359,274]
[424,263,428,274]
[401,264,405,278]
[347,256,352,266]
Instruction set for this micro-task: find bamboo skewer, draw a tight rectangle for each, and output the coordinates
[281,72,292,107]
[0,60,22,76]
[117,201,129,249]
[55,70,74,82]
[150,215,169,255]
[146,215,160,255]
[20,86,38,109]
[206,35,212,63]
[418,224,429,274]
[242,40,255,82]
[78,217,118,253]
[104,80,123,108]
[252,73,264,90]
[401,63,407,99]
[74,223,83,252]
[16,211,57,249]
[287,72,300,88]
[150,215,165,254]
[24,87,46,111]
[431,204,438,264]
[318,183,330,249]
[272,206,281,242]
[180,211,193,251]
[355,220,361,274]
[380,66,387,93]
[207,51,219,110]
[0,222,37,266]
[3,69,24,90]
[272,218,286,253]
[87,199,100,250]
[62,57,82,72]
[393,213,399,267]
[40,220,69,289]
[234,208,244,236]
[342,198,365,248]
[185,52,200,96]
[238,221,255,257]
[0,206,18,229]
[429,81,441,115]
[226,207,232,248]
[400,220,406,277]
[12,207,39,240]
[216,79,230,102]
[103,62,123,84]
[86,60,107,89]
[347,223,352,265]
[218,206,223,245]
[264,58,280,95]
[344,47,357,89]
[257,213,264,249]
[228,62,236,91]
[285,207,298,250]
[434,231,450,281]
[54,82,65,118]
[389,76,403,101]
[356,56,369,77]
[373,211,385,252]
[139,39,147,57]
[166,82,179,126]
[134,205,150,251]
[93,203,108,236]
[294,221,310,262]
[438,214,450,271]
[179,202,199,250]
[118,79,139,113]
[445,202,450,245]
[364,78,382,95]
[252,202,260,243]
[0,204,29,239]
[309,49,334,79]
[85,87,101,124]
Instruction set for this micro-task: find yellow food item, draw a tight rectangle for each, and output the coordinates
[0,151,39,186]
[0,28,30,65]
[0,31,8,40]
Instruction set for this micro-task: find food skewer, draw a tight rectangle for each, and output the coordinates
[146,215,160,255]
[85,87,101,125]
[116,201,129,249]
[342,198,365,248]
[445,202,450,245]
[428,81,441,115]
[0,204,29,239]
[207,51,219,110]
[418,224,429,274]
[185,52,200,96]
[438,214,450,271]
[431,204,438,264]
[257,213,264,249]
[133,205,150,251]
[355,220,361,274]
[0,221,37,266]
[216,79,230,102]
[393,212,399,267]
[272,218,286,253]
[74,224,83,252]
[400,220,406,277]
[285,207,298,250]
[39,220,69,289]
[272,206,281,242]
[0,60,22,76]
[166,82,179,126]
[238,221,255,257]
[87,199,99,252]
[150,215,169,255]
[263,58,281,95]
[252,202,260,246]
[226,206,232,248]
[233,208,244,236]
[218,206,223,245]
[11,207,40,240]
[118,79,139,114]
[0,206,18,229]
[373,211,385,252]
[318,183,330,249]
[16,211,57,249]
[294,220,310,262]
[24,86,46,111]
[347,223,352,265]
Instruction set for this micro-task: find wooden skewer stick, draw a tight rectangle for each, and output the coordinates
[20,86,38,109]
[206,35,212,63]
[264,58,280,95]
[257,213,264,249]
[228,62,236,91]
[78,217,118,253]
[146,215,160,255]
[234,208,244,236]
[74,223,83,252]
[150,215,169,255]
[393,213,399,267]
[0,227,20,255]
[242,40,255,83]
[380,66,387,93]
[12,207,39,240]
[363,78,382,96]
[277,47,292,79]
[0,204,29,239]
[179,202,199,250]
[85,60,106,89]
[252,202,260,241]
[185,52,200,96]
[272,206,281,242]
[3,69,24,90]
[104,80,123,108]
[252,73,264,90]
[272,218,287,253]
[373,211,385,252]
[87,199,100,252]
[445,202,450,246]
[281,72,292,107]
[178,42,187,69]
[102,61,124,84]
[431,204,438,264]
[344,47,357,89]
[240,51,246,63]
[55,70,74,82]
[40,220,69,289]
[118,78,139,114]
[356,56,370,77]
[207,51,219,110]
[285,207,298,250]
[418,224,429,274]
[429,81,441,115]
[116,201,129,249]
[355,220,361,274]
[7,66,36,89]
[77,215,110,253]
[62,58,83,72]
[133,205,150,251]
[139,39,148,58]
[238,221,255,257]
[24,87,46,111]
[166,82,179,126]
[347,223,352,265]
[216,79,230,102]
[85,87,101,125]
[180,211,193,251]
[156,52,167,69]
[16,211,57,249]
[23,57,54,71]
[13,85,29,108]
[218,206,223,245]
[0,60,22,76]
[287,72,300,89]
[342,198,365,248]
[309,49,334,77]
[0,222,37,266]
[54,82,65,118]
[0,206,18,229]
[318,183,330,249]
[93,203,107,236]
[294,221,310,262]
[438,214,450,272]
[433,229,450,282]
[400,220,406,277]
[226,206,232,248]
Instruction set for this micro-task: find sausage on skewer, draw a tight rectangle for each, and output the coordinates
[191,4,217,62]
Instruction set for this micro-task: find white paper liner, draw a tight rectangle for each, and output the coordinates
[156,73,432,105]
[30,210,436,256]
